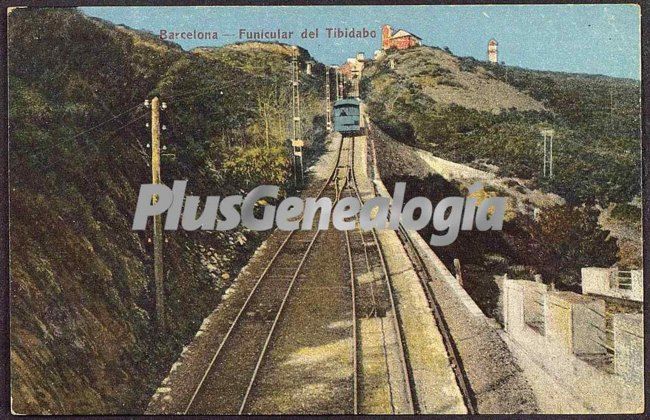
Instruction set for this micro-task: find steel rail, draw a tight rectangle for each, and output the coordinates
[358,231,379,318]
[348,136,417,414]
[344,227,359,414]
[238,221,323,413]
[345,137,395,414]
[339,139,360,415]
[366,124,477,414]
[351,159,379,318]
[184,136,347,414]
[239,141,351,414]
[339,139,359,414]
[395,222,477,414]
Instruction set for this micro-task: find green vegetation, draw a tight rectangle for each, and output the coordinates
[366,47,636,313]
[610,202,643,223]
[9,8,324,413]
[364,47,641,205]
[503,205,618,291]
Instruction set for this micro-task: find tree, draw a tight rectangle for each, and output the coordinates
[508,204,618,290]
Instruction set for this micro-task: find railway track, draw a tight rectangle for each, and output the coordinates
[366,126,477,414]
[183,131,457,414]
[183,138,347,415]
[343,136,417,415]
[394,220,477,414]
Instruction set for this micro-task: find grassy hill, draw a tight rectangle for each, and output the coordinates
[363,45,641,205]
[363,45,640,311]
[8,8,324,414]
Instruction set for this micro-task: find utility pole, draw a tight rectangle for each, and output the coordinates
[540,128,555,178]
[549,132,553,178]
[334,68,338,100]
[543,131,547,177]
[146,96,166,331]
[325,66,332,132]
[610,88,614,132]
[291,46,304,184]
[335,68,341,100]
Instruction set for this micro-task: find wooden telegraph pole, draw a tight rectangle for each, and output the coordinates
[325,66,332,132]
[549,131,554,178]
[291,46,304,185]
[335,67,341,100]
[542,131,547,177]
[149,96,166,331]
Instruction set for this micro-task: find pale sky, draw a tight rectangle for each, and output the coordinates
[82,4,641,79]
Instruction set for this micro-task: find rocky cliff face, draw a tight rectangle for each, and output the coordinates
[8,8,324,414]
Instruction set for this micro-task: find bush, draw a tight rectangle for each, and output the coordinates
[610,203,642,223]
[222,146,291,189]
[505,205,618,290]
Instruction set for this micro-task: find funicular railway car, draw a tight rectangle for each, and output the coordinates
[333,98,363,136]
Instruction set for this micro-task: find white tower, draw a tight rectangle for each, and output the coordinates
[488,39,498,63]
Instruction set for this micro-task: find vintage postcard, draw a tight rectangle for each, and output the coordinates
[6,3,644,415]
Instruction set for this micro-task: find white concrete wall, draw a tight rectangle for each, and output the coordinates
[581,267,643,302]
[544,293,573,353]
[501,280,644,413]
[613,313,643,384]
[572,300,607,356]
[630,271,643,302]
[544,292,607,356]
[502,323,643,413]
[581,267,612,296]
[503,280,525,334]
[523,282,548,333]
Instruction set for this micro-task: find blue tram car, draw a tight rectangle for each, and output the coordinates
[333,98,362,136]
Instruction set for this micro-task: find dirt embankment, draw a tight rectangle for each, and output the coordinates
[366,46,545,114]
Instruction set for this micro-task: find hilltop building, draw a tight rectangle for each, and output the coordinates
[381,24,422,50]
[338,52,366,97]
[339,52,365,79]
[488,38,498,63]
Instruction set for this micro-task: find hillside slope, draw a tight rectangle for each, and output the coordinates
[9,8,324,414]
[363,44,635,309]
[371,46,545,113]
[363,45,641,206]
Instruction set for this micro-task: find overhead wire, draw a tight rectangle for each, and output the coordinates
[67,102,144,142]
[167,77,251,103]
[164,79,229,100]
[33,59,308,173]
[40,110,148,172]
[164,68,293,103]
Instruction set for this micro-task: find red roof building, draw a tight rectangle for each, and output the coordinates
[381,25,422,50]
